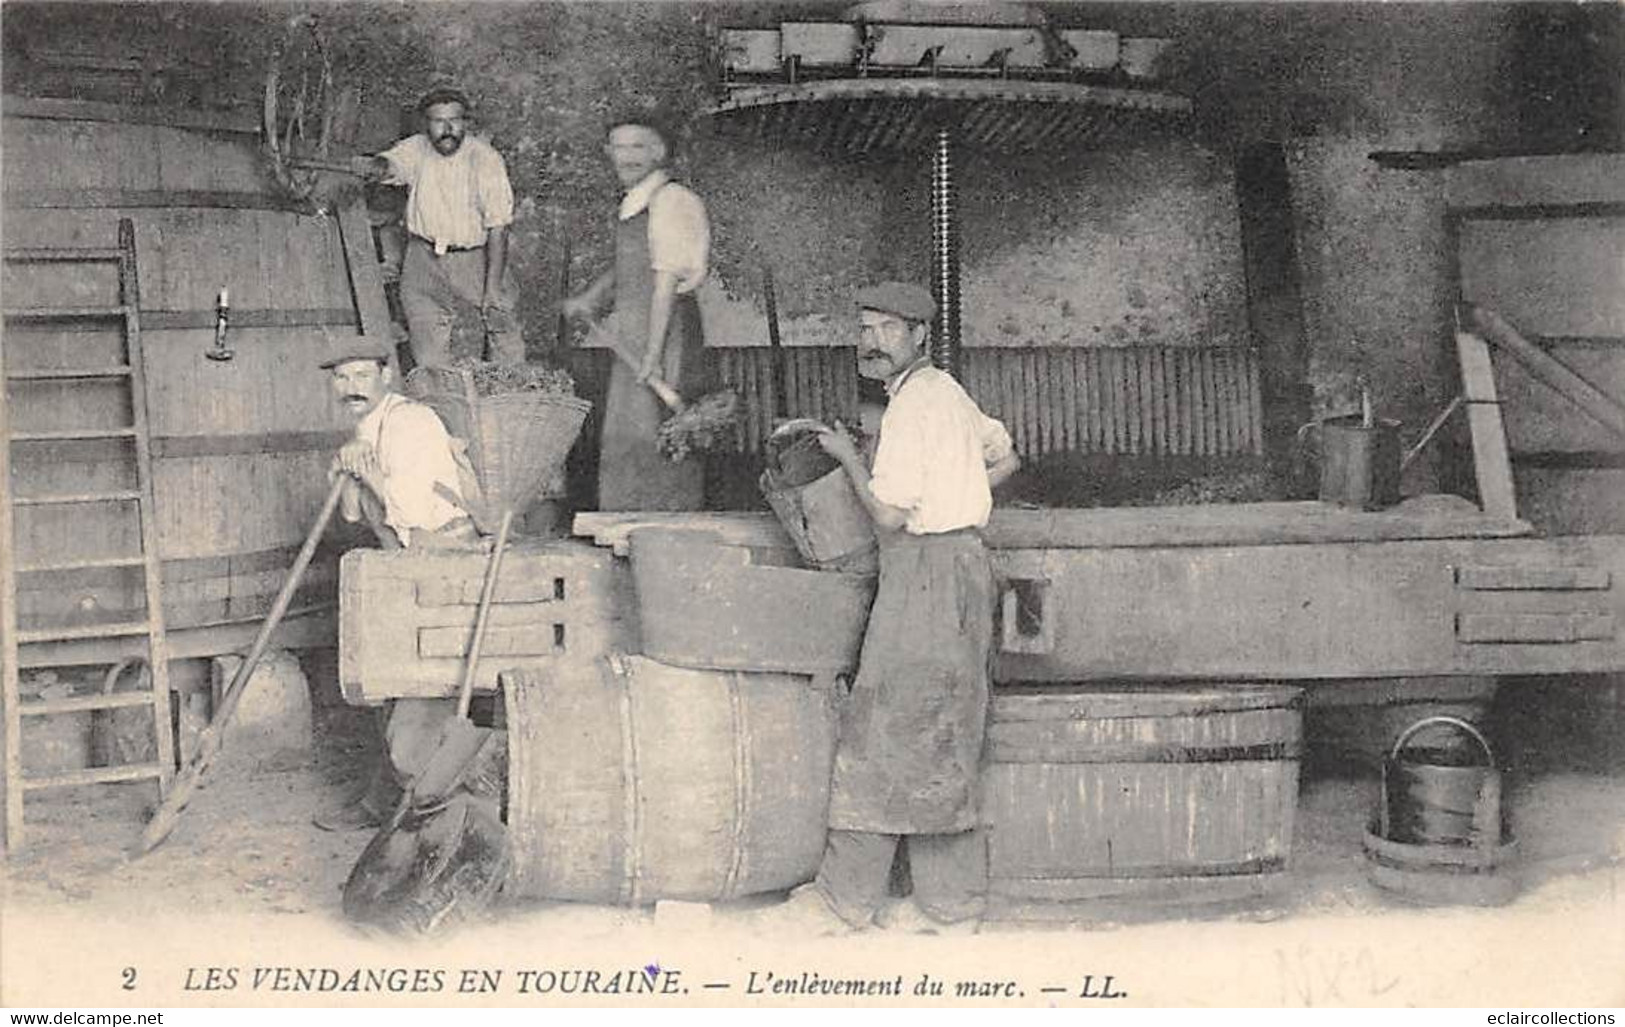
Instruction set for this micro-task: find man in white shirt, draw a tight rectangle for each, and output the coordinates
[315,343,485,831]
[353,86,521,369]
[561,111,712,510]
[787,282,1018,932]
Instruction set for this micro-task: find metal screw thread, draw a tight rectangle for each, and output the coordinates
[930,126,961,378]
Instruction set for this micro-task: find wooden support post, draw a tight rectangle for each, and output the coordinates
[1456,331,1518,520]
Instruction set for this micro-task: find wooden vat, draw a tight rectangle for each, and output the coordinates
[983,684,1302,921]
[3,97,392,666]
[502,656,837,905]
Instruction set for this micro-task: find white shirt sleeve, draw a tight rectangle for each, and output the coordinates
[978,409,1015,464]
[647,183,710,293]
[377,135,422,188]
[472,141,515,230]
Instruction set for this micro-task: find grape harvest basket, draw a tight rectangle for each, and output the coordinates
[406,364,591,521]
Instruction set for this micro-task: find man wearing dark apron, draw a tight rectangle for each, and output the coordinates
[794,282,1021,931]
[562,112,711,510]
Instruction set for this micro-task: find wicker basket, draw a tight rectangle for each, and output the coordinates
[407,366,591,518]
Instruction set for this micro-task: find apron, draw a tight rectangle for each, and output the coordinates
[596,188,709,511]
[826,529,996,835]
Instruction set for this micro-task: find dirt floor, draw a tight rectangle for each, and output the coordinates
[3,672,1622,1008]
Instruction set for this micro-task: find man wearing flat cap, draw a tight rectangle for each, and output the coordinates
[789,281,1019,932]
[315,345,487,831]
[562,108,713,510]
[352,86,522,369]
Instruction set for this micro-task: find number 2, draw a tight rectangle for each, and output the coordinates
[121,967,137,990]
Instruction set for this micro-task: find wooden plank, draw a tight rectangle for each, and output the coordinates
[1083,348,1102,453]
[1456,331,1519,519]
[572,503,1535,554]
[0,322,24,850]
[1149,347,1167,455]
[1470,306,1625,441]
[335,199,395,352]
[141,307,358,331]
[5,189,298,212]
[1110,348,1128,455]
[3,96,260,135]
[1058,349,1078,453]
[1022,350,1041,458]
[1247,350,1265,456]
[149,430,348,459]
[993,531,1625,682]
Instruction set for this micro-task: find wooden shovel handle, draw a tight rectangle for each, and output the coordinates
[138,476,344,854]
[456,509,515,720]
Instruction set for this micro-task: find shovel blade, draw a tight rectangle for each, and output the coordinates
[411,719,493,801]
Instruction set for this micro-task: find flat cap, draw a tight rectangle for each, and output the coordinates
[317,341,393,370]
[854,281,936,323]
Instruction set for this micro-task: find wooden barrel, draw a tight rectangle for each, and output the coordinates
[4,98,389,666]
[502,655,837,905]
[983,684,1302,920]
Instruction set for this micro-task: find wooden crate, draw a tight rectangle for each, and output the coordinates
[338,540,630,705]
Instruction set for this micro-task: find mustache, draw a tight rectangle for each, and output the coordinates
[343,393,369,402]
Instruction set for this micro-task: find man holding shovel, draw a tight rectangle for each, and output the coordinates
[314,343,492,833]
[561,109,712,510]
[350,85,522,369]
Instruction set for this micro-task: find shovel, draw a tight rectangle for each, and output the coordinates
[138,476,345,854]
[394,505,516,810]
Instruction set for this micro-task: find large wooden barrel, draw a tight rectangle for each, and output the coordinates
[3,98,392,666]
[502,655,837,904]
[983,684,1302,920]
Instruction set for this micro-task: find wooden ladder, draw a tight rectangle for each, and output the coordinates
[2,218,175,851]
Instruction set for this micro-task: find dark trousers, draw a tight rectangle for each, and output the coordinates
[813,827,988,928]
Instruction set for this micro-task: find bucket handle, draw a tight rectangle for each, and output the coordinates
[102,655,150,695]
[1387,714,1495,768]
[1379,715,1499,846]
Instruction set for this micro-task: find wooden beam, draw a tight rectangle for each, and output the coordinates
[1456,331,1519,520]
[1469,305,1625,443]
[1,323,24,851]
[334,198,396,360]
[5,189,301,213]
[150,430,348,459]
[2,95,260,135]
[142,308,358,331]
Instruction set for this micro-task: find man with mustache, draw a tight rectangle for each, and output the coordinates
[786,282,1019,933]
[352,86,521,369]
[561,110,712,510]
[314,344,486,832]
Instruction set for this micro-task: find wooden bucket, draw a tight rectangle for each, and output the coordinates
[759,429,878,574]
[1381,715,1502,847]
[502,655,837,905]
[1363,714,1518,907]
[983,684,1302,921]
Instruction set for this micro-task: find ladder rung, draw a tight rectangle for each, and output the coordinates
[10,427,137,441]
[12,490,142,506]
[8,365,133,380]
[20,692,155,716]
[18,619,153,643]
[23,762,165,791]
[4,246,125,262]
[4,305,132,320]
[19,555,147,573]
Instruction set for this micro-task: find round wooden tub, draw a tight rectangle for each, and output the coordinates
[983,684,1303,921]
